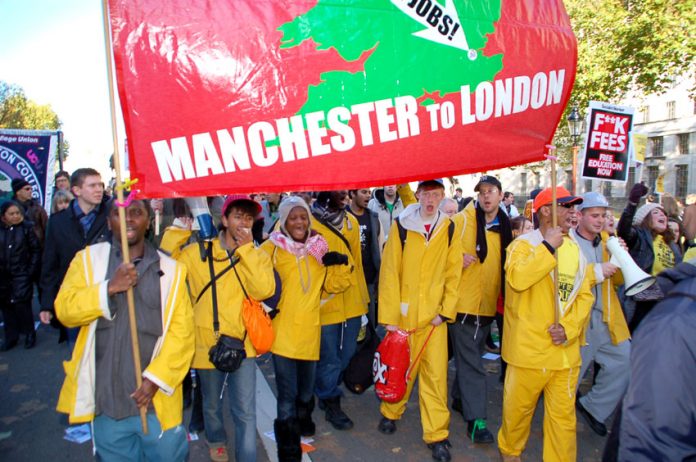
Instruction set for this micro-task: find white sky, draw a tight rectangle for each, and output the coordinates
[0,0,123,180]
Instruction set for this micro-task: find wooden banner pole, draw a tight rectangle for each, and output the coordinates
[101,0,148,434]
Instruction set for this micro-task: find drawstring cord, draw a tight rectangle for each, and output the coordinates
[459,313,480,340]
[297,252,311,293]
[340,322,345,350]
[220,372,229,400]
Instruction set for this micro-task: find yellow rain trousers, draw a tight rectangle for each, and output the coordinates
[378,205,462,443]
[498,365,580,461]
[498,229,594,462]
[380,323,450,444]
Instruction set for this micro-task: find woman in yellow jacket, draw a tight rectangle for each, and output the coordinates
[161,195,275,462]
[310,190,369,431]
[260,196,352,461]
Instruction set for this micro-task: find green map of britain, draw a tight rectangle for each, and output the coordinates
[279,0,503,114]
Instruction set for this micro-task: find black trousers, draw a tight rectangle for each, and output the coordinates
[1,300,34,343]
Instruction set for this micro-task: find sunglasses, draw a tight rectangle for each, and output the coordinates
[557,202,575,209]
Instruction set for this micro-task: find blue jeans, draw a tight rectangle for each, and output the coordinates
[198,359,256,462]
[315,316,361,400]
[93,413,188,462]
[272,354,316,420]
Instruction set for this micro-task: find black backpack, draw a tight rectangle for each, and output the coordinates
[343,323,380,394]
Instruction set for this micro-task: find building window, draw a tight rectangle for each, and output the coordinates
[602,181,612,198]
[565,170,572,192]
[534,172,541,189]
[647,166,660,191]
[520,172,527,198]
[585,179,592,193]
[625,167,635,196]
[649,136,663,157]
[666,101,676,119]
[641,105,650,123]
[678,133,690,155]
[675,165,688,199]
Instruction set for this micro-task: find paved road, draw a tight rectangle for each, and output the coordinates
[1,308,610,461]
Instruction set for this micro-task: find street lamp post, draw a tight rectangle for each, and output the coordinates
[567,105,584,195]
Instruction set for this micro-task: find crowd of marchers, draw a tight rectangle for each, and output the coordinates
[1,168,695,462]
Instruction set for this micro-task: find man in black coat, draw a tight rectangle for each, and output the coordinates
[347,188,382,329]
[39,168,111,343]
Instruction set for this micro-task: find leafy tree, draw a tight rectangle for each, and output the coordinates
[0,81,68,161]
[0,81,62,130]
[553,0,695,162]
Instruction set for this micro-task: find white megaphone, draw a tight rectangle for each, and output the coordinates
[606,236,655,296]
[185,197,215,240]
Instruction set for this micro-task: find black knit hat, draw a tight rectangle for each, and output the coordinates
[11,178,30,193]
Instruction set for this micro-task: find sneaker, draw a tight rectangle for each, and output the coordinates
[576,399,607,436]
[378,416,397,435]
[467,419,495,444]
[209,445,229,462]
[427,439,452,462]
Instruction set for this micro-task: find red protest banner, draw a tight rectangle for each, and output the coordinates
[108,0,577,197]
[581,102,634,183]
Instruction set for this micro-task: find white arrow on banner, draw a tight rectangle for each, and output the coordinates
[391,0,477,59]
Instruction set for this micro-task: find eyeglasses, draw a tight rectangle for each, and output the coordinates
[557,203,575,209]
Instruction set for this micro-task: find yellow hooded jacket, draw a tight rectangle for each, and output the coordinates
[502,229,595,370]
[379,205,462,330]
[55,242,194,431]
[583,231,630,345]
[312,214,369,325]
[261,239,352,360]
[451,203,503,317]
[176,238,275,368]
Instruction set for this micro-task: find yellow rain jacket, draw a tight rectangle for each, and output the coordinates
[312,214,369,325]
[261,239,352,360]
[397,184,417,207]
[163,230,275,368]
[451,203,502,317]
[55,243,194,431]
[379,205,462,330]
[378,204,462,443]
[179,239,275,367]
[502,229,595,370]
[159,226,194,258]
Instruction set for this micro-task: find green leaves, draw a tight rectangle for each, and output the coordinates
[0,81,62,131]
[554,0,695,162]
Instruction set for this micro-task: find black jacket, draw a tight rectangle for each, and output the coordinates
[346,206,382,284]
[13,196,48,247]
[616,261,696,461]
[617,202,681,273]
[39,197,111,312]
[0,220,41,303]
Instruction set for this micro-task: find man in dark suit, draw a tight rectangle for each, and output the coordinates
[39,168,111,343]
